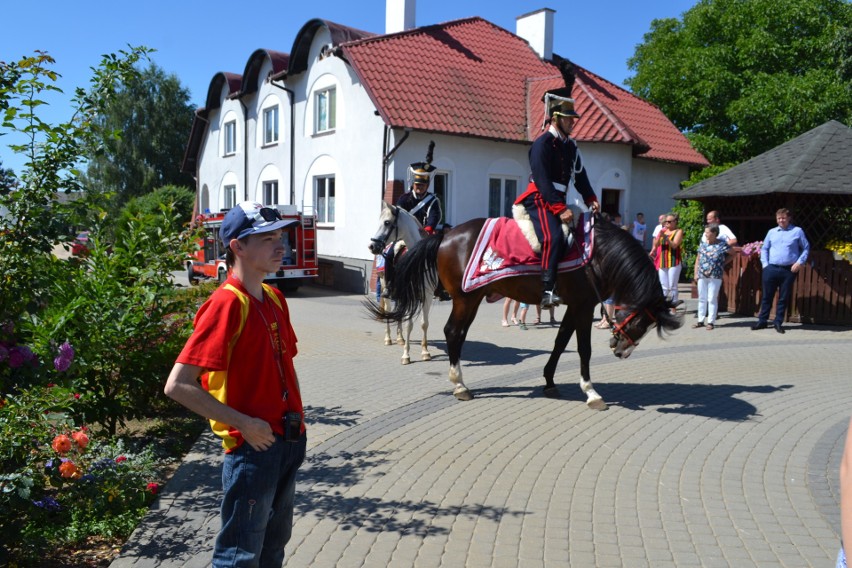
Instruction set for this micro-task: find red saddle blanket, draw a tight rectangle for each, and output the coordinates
[461,213,594,293]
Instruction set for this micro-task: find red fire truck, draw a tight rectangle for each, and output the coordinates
[186,204,317,291]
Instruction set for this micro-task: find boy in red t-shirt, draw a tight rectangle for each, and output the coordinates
[165,201,306,567]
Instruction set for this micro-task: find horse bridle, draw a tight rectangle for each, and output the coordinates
[583,259,657,347]
[371,207,399,251]
[608,306,658,347]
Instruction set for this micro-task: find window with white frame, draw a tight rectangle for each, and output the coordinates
[314,88,336,133]
[315,175,335,224]
[488,177,518,218]
[263,106,279,145]
[224,121,236,155]
[224,184,237,209]
[263,181,279,205]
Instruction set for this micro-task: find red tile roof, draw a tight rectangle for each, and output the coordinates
[342,17,708,167]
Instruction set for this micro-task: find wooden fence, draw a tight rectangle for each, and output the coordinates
[715,249,852,325]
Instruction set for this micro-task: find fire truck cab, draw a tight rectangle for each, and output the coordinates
[186,204,317,291]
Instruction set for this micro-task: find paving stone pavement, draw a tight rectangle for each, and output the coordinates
[112,285,852,567]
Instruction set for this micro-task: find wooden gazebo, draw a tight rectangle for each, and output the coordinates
[675,120,852,325]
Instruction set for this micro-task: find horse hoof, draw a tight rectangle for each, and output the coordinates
[587,398,608,411]
[384,339,393,346]
[396,339,405,345]
[543,386,561,398]
[402,357,411,365]
[422,353,432,361]
[453,388,474,401]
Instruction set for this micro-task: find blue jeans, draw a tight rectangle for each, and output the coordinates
[757,264,797,324]
[213,433,307,568]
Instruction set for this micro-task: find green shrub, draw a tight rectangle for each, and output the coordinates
[24,206,198,434]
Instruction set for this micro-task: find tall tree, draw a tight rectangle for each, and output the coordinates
[0,159,16,193]
[626,0,852,164]
[84,63,194,200]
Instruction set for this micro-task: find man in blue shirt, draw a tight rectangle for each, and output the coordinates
[752,208,810,333]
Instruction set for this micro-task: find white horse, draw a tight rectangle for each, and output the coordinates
[368,201,433,365]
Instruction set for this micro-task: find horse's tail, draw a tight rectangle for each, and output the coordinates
[364,233,443,323]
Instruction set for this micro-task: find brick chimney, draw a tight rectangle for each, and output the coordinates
[516,8,555,60]
[386,0,416,34]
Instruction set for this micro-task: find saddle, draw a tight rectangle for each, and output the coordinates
[511,203,582,254]
[461,211,594,293]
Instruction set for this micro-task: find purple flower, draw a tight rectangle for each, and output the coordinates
[53,341,75,371]
[58,341,74,360]
[45,458,56,471]
[54,355,71,372]
[33,496,61,511]
[17,345,35,362]
[7,348,24,368]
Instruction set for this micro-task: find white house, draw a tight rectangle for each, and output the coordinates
[182,3,708,293]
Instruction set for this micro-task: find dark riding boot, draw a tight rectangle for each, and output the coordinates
[541,279,562,309]
[433,279,451,301]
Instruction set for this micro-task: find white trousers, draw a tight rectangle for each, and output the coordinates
[697,277,722,324]
[658,265,682,304]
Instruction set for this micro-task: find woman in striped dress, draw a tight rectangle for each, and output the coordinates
[652,213,684,309]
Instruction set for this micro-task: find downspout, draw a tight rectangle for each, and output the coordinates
[382,126,411,200]
[270,79,296,206]
[193,110,209,218]
[238,97,249,201]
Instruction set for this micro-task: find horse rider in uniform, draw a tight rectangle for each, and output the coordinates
[396,141,443,235]
[515,60,600,309]
[395,141,451,301]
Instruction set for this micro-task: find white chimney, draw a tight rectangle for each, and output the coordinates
[516,8,555,60]
[386,0,416,34]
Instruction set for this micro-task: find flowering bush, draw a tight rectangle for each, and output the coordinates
[740,240,763,257]
[827,239,852,261]
[0,393,161,560]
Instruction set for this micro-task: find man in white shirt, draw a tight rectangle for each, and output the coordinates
[701,210,737,245]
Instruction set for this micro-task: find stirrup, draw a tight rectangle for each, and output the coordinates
[541,290,562,309]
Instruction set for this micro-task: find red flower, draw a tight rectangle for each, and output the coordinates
[147,482,160,495]
[115,456,127,464]
[52,434,72,454]
[71,430,89,450]
[73,393,81,399]
[59,460,80,479]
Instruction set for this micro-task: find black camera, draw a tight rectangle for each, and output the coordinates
[283,412,302,442]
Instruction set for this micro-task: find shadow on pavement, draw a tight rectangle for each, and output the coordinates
[473,381,793,422]
[298,449,528,535]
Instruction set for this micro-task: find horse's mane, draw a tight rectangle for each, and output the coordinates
[592,217,680,333]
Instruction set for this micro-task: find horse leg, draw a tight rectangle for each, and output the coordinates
[575,308,607,410]
[381,297,393,346]
[420,297,432,361]
[444,299,479,401]
[401,316,413,365]
[542,316,576,398]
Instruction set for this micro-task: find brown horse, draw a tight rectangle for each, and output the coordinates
[366,214,682,408]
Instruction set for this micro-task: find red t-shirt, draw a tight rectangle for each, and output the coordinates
[177,277,304,451]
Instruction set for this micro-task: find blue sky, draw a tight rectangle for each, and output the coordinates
[1,0,697,174]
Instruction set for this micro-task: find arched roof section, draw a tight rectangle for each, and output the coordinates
[288,18,374,75]
[241,49,290,94]
[204,72,243,111]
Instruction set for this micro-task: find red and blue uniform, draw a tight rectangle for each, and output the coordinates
[515,127,597,287]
